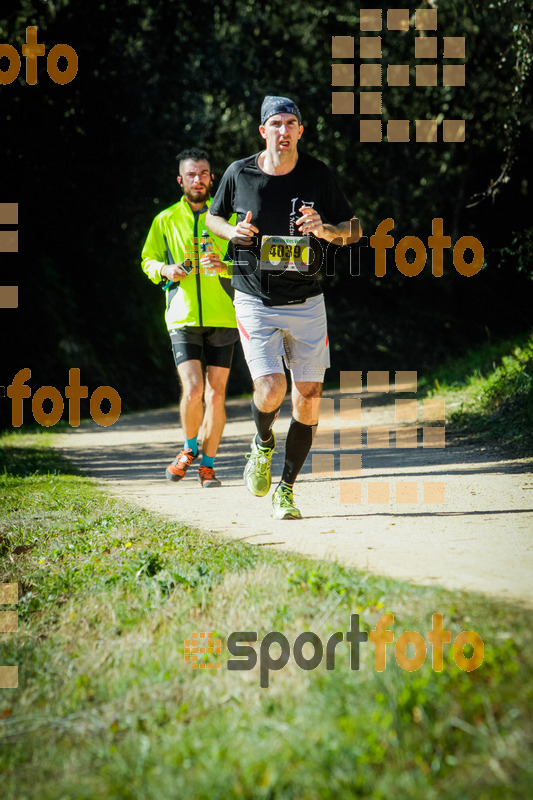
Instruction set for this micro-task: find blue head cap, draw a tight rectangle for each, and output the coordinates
[260,95,302,126]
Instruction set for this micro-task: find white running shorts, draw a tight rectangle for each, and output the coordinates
[234,290,330,383]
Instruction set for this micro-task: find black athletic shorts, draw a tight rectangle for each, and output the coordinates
[169,326,239,369]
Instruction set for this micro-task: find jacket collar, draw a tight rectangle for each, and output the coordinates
[179,194,211,217]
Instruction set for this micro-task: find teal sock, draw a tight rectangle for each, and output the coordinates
[185,437,198,455]
[201,454,214,468]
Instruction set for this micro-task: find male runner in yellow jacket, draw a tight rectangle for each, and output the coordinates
[142,147,238,487]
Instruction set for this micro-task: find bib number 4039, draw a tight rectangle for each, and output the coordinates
[260,235,311,272]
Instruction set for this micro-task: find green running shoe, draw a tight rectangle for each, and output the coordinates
[271,483,302,520]
[243,433,275,497]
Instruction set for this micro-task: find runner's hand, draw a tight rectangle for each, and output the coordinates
[161,263,190,282]
[200,251,224,275]
[231,210,258,245]
[296,206,325,238]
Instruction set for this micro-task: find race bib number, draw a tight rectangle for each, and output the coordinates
[260,235,311,272]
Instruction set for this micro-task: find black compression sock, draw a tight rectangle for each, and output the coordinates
[251,398,279,447]
[281,417,317,485]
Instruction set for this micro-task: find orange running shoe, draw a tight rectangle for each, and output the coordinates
[165,448,198,482]
[198,465,222,488]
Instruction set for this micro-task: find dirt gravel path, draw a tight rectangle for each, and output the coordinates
[56,391,533,608]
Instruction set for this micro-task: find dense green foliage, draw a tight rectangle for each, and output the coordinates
[1,0,532,422]
[1,432,532,797]
[422,332,533,453]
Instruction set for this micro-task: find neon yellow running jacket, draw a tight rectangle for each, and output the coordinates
[141,196,236,330]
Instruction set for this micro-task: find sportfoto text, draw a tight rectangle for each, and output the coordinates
[227,613,484,688]
[7,368,121,427]
[247,218,484,278]
[0,26,78,85]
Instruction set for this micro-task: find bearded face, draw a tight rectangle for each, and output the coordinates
[178,159,213,205]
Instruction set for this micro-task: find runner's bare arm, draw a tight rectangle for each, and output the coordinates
[206,210,259,246]
[205,212,235,241]
[296,208,362,244]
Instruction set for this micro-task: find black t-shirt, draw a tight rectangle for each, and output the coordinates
[209,151,353,305]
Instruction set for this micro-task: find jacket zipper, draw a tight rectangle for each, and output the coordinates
[193,210,203,327]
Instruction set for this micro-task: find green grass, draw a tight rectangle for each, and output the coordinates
[1,430,532,799]
[419,332,533,455]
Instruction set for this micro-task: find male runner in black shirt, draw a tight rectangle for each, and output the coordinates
[206,95,359,519]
